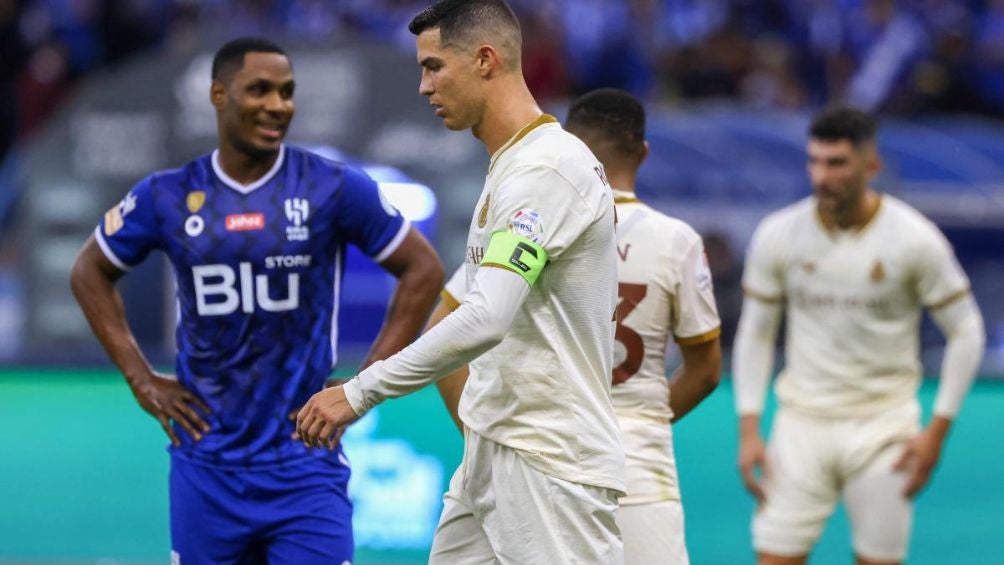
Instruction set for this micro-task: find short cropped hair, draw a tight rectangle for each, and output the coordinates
[566,88,646,162]
[809,105,877,147]
[211,37,288,83]
[408,0,521,66]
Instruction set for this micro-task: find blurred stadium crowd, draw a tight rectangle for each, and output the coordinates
[3,0,1004,163]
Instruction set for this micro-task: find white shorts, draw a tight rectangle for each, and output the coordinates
[619,500,689,565]
[429,428,623,565]
[753,402,920,562]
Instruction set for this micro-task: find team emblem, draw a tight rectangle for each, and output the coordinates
[802,261,816,274]
[870,260,885,283]
[186,191,206,213]
[507,209,544,244]
[478,193,491,228]
[285,198,310,241]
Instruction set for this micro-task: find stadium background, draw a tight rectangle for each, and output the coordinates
[1,0,1002,563]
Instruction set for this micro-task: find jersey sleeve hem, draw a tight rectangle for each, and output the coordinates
[926,287,971,311]
[675,326,721,346]
[94,226,132,272]
[742,285,783,304]
[441,289,461,311]
[372,218,411,263]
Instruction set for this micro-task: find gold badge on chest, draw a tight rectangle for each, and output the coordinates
[187,191,206,213]
[478,193,491,228]
[870,259,885,283]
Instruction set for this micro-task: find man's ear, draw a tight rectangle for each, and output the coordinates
[210,79,226,110]
[640,140,650,166]
[476,44,502,77]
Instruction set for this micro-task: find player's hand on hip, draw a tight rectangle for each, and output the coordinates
[895,426,945,498]
[738,433,769,504]
[294,385,360,449]
[129,373,211,447]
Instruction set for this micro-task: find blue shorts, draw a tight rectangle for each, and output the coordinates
[169,454,353,565]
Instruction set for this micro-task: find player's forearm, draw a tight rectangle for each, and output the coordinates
[930,295,985,418]
[70,247,154,385]
[343,267,529,416]
[732,298,782,415]
[739,414,762,438]
[361,259,444,369]
[668,339,721,422]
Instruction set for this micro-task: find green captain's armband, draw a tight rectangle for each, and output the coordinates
[481,231,549,286]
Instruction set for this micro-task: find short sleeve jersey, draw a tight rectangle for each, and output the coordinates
[95,145,409,467]
[608,190,721,504]
[456,115,625,493]
[742,195,969,417]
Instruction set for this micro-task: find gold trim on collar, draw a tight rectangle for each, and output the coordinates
[611,188,640,204]
[488,114,558,174]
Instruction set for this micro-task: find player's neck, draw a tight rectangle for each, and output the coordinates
[216,145,282,186]
[607,170,637,194]
[820,189,881,231]
[474,78,543,157]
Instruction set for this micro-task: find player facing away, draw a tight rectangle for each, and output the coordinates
[733,106,986,565]
[69,38,443,565]
[295,0,626,562]
[565,88,723,564]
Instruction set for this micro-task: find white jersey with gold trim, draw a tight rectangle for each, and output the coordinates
[743,195,970,418]
[452,115,624,493]
[610,190,721,505]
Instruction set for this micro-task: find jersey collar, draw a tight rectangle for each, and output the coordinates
[212,144,286,195]
[611,188,640,204]
[488,114,558,175]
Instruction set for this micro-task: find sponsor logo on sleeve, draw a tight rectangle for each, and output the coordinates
[103,192,138,236]
[506,209,544,244]
[225,213,265,231]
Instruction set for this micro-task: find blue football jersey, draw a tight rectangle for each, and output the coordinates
[95,145,409,468]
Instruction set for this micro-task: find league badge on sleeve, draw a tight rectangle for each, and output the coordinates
[507,209,544,244]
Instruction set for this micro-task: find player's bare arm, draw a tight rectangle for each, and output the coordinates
[362,227,444,368]
[70,236,210,446]
[668,337,722,422]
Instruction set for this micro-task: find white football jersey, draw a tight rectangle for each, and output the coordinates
[609,190,721,505]
[743,195,970,418]
[449,115,624,493]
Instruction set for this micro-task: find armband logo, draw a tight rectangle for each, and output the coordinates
[509,242,539,273]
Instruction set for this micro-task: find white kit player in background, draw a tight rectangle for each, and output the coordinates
[565,88,722,565]
[733,106,986,565]
[295,1,626,564]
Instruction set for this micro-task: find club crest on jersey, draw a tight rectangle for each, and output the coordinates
[507,209,543,244]
[478,193,491,228]
[103,192,137,236]
[186,191,206,213]
[870,260,885,283]
[226,213,265,232]
[285,198,310,241]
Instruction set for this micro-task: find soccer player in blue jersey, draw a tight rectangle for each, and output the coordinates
[69,37,444,565]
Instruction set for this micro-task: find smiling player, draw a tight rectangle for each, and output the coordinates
[70,37,442,564]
